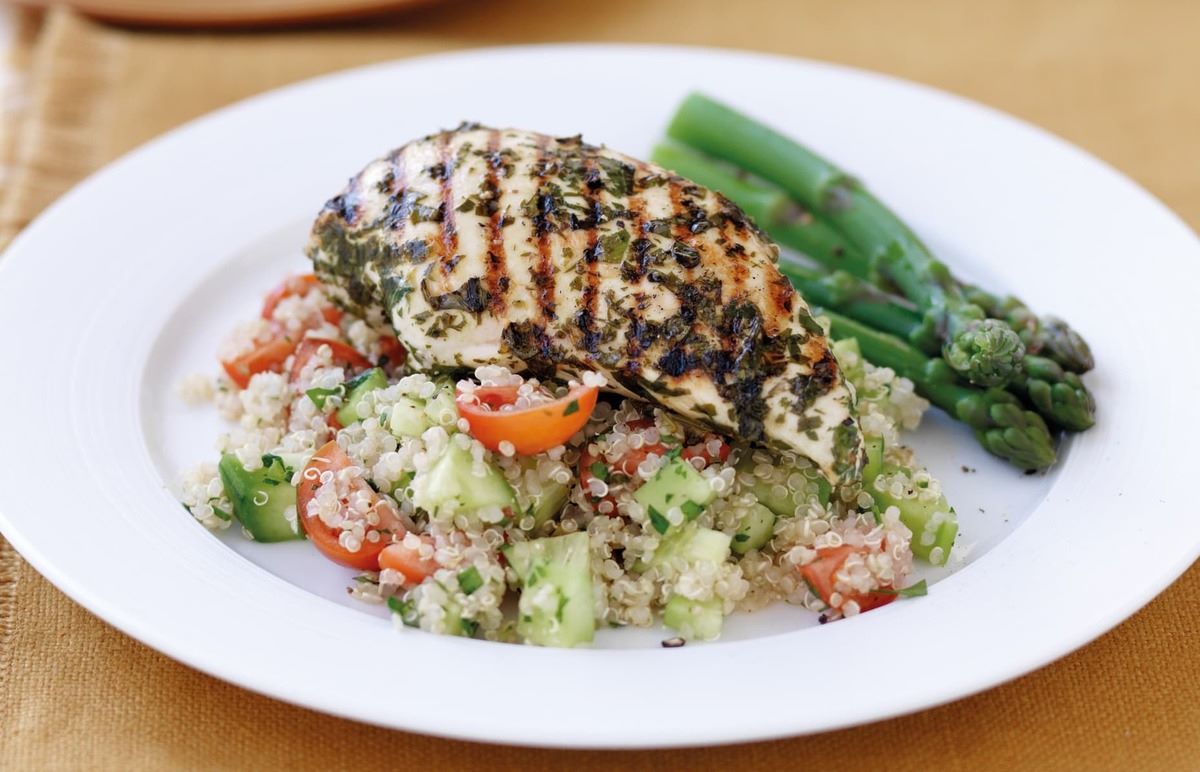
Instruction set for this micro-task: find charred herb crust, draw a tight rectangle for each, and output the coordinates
[308,125,855,473]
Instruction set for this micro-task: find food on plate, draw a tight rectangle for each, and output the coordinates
[179,101,1092,648]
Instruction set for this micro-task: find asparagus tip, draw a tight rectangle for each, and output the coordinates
[1041,316,1095,373]
[943,319,1026,388]
[974,391,1058,470]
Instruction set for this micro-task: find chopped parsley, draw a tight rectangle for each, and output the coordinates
[876,580,929,599]
[589,462,609,481]
[599,229,631,262]
[563,399,580,417]
[306,385,342,409]
[648,506,670,534]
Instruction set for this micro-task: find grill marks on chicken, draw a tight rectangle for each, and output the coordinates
[308,125,863,482]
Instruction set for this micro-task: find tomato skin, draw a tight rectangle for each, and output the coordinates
[456,384,598,456]
[799,544,896,614]
[296,440,395,571]
[377,335,407,368]
[288,337,372,383]
[854,590,897,613]
[261,273,343,327]
[261,274,320,319]
[221,336,296,389]
[321,305,343,326]
[379,538,437,585]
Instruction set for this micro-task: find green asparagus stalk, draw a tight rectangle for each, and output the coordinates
[781,261,1095,432]
[666,94,1026,388]
[816,309,1057,470]
[651,140,1095,377]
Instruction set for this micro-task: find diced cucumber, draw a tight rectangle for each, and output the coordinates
[862,436,957,565]
[388,396,430,438]
[503,532,595,647]
[527,484,570,529]
[413,443,515,521]
[652,523,732,567]
[868,473,958,565]
[528,484,569,528]
[423,382,458,427]
[514,458,569,528]
[336,367,387,426]
[662,595,724,641]
[735,453,830,516]
[217,453,303,542]
[731,502,776,554]
[634,455,716,533]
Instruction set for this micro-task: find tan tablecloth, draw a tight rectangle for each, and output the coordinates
[1,3,1198,769]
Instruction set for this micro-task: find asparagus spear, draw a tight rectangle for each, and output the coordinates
[666,94,1026,388]
[652,141,1095,377]
[782,261,1095,431]
[816,309,1056,470]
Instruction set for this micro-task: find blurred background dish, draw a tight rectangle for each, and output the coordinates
[17,0,442,27]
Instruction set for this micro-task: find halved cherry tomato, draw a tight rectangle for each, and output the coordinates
[261,273,342,327]
[261,274,319,319]
[456,383,598,456]
[377,335,408,369]
[221,336,297,389]
[296,440,403,570]
[321,305,344,326]
[288,337,373,383]
[379,538,438,585]
[799,544,896,614]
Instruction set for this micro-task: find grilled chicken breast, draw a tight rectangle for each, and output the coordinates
[307,125,862,483]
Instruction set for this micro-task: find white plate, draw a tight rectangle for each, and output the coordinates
[0,45,1197,748]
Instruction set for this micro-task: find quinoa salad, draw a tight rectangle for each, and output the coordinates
[177,274,954,647]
